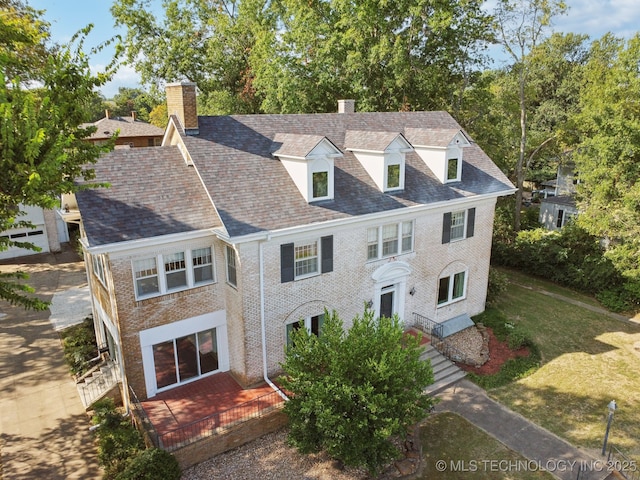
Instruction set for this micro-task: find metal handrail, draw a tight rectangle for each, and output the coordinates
[412,312,474,365]
[129,386,160,448]
[608,445,640,480]
[412,312,443,339]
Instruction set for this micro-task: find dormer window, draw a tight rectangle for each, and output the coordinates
[271,133,342,203]
[345,131,412,193]
[406,128,470,184]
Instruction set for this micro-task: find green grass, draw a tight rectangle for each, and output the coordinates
[420,412,555,479]
[487,274,640,461]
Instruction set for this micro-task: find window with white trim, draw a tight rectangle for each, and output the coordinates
[133,246,215,299]
[437,271,466,305]
[294,241,319,278]
[442,208,475,244]
[312,171,329,199]
[286,314,325,348]
[386,163,400,189]
[225,245,237,287]
[447,157,459,181]
[367,221,413,261]
[92,254,107,287]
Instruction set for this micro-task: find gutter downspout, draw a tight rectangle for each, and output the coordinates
[260,238,289,401]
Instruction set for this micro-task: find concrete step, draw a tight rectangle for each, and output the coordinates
[421,344,466,396]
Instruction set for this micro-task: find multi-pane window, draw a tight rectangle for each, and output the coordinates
[92,254,106,286]
[134,258,159,297]
[367,221,413,260]
[312,171,329,199]
[295,241,319,278]
[387,164,400,189]
[286,314,325,348]
[447,158,459,181]
[225,245,237,287]
[437,271,466,305]
[192,247,213,284]
[133,246,215,299]
[165,252,187,290]
[450,211,466,241]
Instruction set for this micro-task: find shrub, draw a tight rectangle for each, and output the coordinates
[486,267,508,306]
[115,448,181,480]
[506,327,530,350]
[60,316,98,376]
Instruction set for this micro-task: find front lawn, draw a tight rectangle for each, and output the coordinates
[487,273,640,460]
[420,412,555,479]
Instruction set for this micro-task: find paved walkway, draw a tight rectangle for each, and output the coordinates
[0,248,102,479]
[436,380,616,480]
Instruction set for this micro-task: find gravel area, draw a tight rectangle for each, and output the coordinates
[438,326,488,366]
[182,428,370,480]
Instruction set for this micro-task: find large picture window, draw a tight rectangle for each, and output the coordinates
[367,221,413,261]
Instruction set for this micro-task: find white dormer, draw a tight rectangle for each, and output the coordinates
[344,131,413,193]
[405,128,470,184]
[271,133,343,202]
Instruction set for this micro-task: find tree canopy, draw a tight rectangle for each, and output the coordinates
[0,3,114,309]
[280,309,434,475]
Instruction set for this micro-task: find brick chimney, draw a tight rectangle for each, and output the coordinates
[166,81,199,134]
[338,99,355,114]
[131,111,137,121]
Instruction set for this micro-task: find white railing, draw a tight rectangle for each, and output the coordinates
[77,359,121,408]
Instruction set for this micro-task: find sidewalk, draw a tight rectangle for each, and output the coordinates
[435,379,614,480]
[0,247,102,479]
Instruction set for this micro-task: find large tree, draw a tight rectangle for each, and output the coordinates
[280,309,434,475]
[493,0,567,230]
[572,34,640,298]
[0,3,114,309]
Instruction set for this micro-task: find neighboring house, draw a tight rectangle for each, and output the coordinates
[68,82,515,410]
[539,161,579,230]
[83,111,165,148]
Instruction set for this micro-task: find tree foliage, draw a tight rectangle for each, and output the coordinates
[280,309,434,475]
[0,6,114,309]
[112,0,494,115]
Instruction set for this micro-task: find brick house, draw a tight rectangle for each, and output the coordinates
[69,82,514,409]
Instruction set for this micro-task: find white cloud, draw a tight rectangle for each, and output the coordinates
[92,63,142,99]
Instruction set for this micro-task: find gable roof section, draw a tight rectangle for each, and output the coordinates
[344,130,408,152]
[271,133,339,158]
[76,146,221,247]
[405,128,469,147]
[178,111,514,237]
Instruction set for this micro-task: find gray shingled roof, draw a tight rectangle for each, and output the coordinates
[344,130,407,151]
[83,116,165,140]
[181,111,514,237]
[76,147,221,247]
[77,110,514,246]
[271,133,331,158]
[405,128,465,147]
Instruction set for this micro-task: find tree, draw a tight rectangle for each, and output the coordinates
[572,34,640,301]
[493,0,567,230]
[280,308,434,475]
[110,87,162,122]
[0,9,114,309]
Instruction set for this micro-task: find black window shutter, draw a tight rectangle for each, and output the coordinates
[466,208,476,238]
[321,235,333,273]
[442,212,452,244]
[280,243,294,283]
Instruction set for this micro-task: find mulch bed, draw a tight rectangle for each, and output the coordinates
[457,327,530,375]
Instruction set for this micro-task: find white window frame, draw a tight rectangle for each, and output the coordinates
[92,253,107,287]
[192,247,214,286]
[311,170,330,201]
[367,220,413,261]
[384,153,404,192]
[133,245,216,300]
[437,270,467,306]
[294,240,320,279]
[225,244,237,287]
[445,147,462,183]
[285,313,325,347]
[164,251,188,291]
[450,210,467,242]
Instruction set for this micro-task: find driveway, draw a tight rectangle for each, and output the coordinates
[0,247,101,479]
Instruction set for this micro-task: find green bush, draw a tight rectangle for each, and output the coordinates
[114,448,181,480]
[506,327,530,350]
[60,316,98,376]
[486,267,508,306]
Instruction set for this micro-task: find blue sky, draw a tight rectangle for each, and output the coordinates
[29,0,640,99]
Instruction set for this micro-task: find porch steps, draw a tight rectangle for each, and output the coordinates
[420,344,466,395]
[76,360,121,409]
